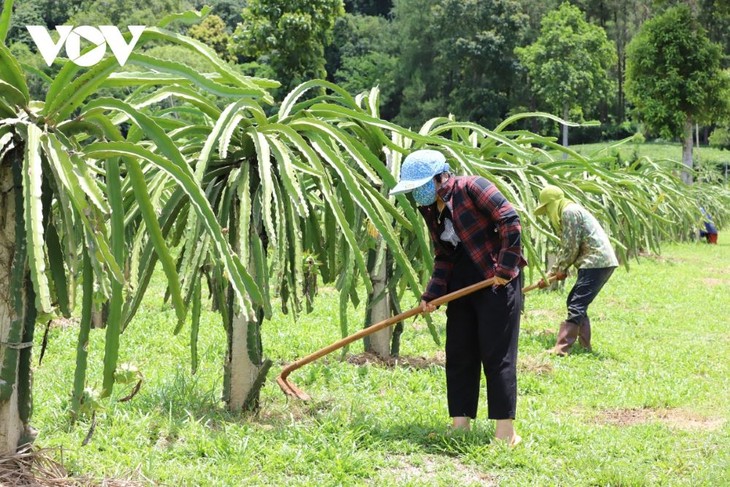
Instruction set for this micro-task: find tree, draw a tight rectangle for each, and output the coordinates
[577,0,653,124]
[69,0,192,26]
[0,3,267,451]
[328,14,399,119]
[231,0,345,94]
[5,0,89,46]
[392,0,528,129]
[625,5,730,183]
[516,2,616,148]
[191,0,246,31]
[653,0,730,67]
[188,14,233,61]
[344,0,392,16]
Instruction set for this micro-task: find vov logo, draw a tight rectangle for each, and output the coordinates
[26,26,146,67]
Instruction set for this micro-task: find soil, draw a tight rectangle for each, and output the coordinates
[374,453,498,486]
[593,406,726,431]
[518,355,554,375]
[702,278,730,286]
[345,351,445,369]
[49,317,80,329]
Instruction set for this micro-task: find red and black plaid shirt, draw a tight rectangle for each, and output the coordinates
[419,175,526,301]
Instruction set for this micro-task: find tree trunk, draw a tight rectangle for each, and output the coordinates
[562,104,569,159]
[0,153,33,453]
[616,8,624,123]
[682,118,694,185]
[695,123,700,148]
[363,151,402,359]
[224,304,270,411]
[222,184,271,412]
[364,244,392,359]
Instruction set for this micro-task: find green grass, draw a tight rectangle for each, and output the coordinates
[33,241,730,486]
[573,140,730,170]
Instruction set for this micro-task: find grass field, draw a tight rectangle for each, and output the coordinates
[573,140,730,175]
[32,241,729,486]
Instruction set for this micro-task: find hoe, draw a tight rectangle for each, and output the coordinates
[277,275,560,400]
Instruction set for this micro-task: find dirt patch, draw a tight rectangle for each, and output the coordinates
[373,454,498,486]
[253,396,335,425]
[523,309,562,323]
[50,317,80,329]
[346,351,445,369]
[702,278,730,287]
[518,355,553,375]
[522,328,558,338]
[638,252,676,263]
[593,407,726,431]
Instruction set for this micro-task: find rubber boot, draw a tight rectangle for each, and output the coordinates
[578,317,591,351]
[553,321,580,356]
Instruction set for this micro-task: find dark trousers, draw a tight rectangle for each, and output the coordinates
[445,249,521,420]
[566,267,616,326]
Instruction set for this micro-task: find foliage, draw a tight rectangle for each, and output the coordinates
[625,5,730,140]
[142,44,218,72]
[328,14,398,118]
[344,0,392,16]
[656,0,730,67]
[7,41,52,100]
[391,0,529,129]
[230,0,346,94]
[0,7,270,420]
[5,0,43,47]
[4,0,730,140]
[191,0,245,31]
[69,0,193,26]
[187,14,233,61]
[516,2,616,121]
[709,126,730,149]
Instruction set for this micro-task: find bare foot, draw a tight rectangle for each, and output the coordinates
[451,416,471,431]
[494,419,521,446]
[494,433,522,447]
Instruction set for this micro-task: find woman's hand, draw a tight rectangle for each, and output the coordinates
[493,276,510,287]
[420,300,436,313]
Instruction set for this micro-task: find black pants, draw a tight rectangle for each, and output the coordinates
[445,249,521,420]
[566,267,616,326]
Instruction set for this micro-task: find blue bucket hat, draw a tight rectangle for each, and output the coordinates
[389,149,449,196]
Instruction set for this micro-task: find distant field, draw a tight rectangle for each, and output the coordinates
[572,141,730,170]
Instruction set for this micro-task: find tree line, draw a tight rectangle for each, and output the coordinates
[5,0,730,149]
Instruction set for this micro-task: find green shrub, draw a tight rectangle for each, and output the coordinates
[709,126,730,149]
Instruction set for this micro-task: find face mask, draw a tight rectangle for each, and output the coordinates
[412,180,437,206]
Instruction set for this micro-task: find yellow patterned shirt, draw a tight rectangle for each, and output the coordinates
[551,204,619,273]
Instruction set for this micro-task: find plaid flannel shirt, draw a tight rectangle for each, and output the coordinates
[419,175,526,301]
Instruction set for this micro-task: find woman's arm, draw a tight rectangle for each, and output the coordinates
[421,249,454,301]
[468,178,522,280]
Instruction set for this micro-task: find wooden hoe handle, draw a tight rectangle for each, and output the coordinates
[276,277,497,400]
[276,273,562,401]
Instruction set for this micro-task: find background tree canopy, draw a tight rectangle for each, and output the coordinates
[516,1,616,143]
[4,0,730,155]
